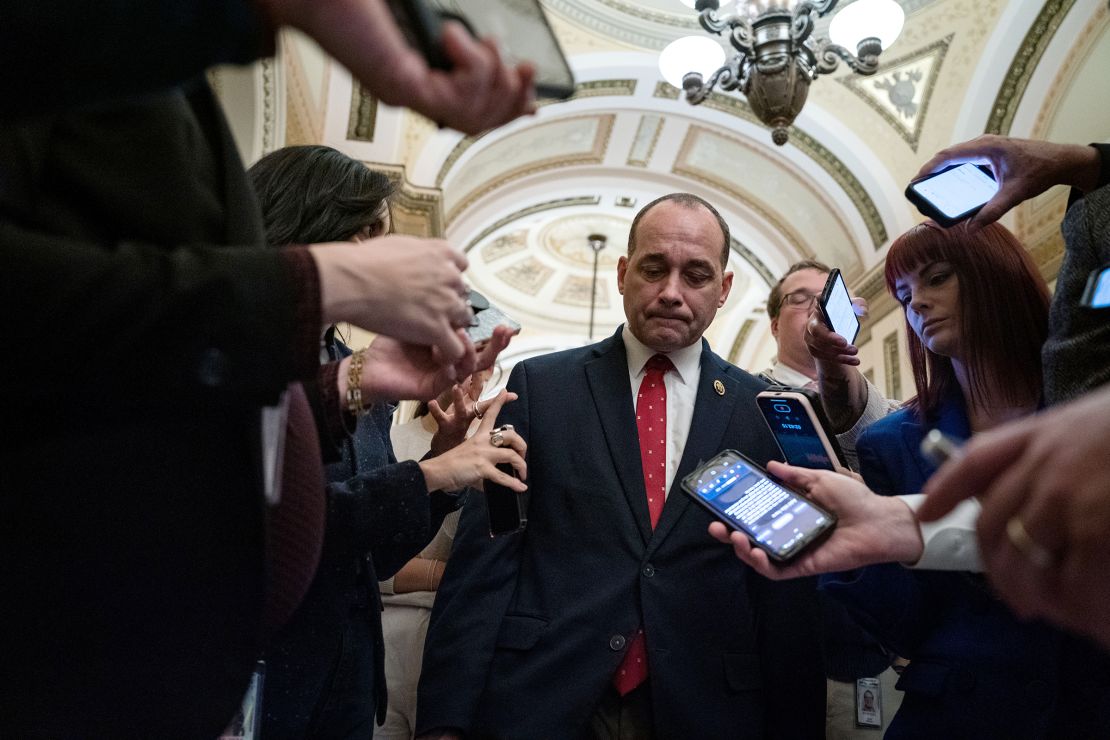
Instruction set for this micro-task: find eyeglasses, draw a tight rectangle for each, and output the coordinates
[778,290,819,311]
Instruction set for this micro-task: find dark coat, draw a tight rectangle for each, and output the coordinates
[825,393,1110,739]
[417,329,825,739]
[0,82,298,738]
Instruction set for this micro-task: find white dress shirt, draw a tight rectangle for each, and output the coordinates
[622,325,702,498]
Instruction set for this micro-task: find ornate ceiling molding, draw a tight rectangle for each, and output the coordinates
[985,0,1078,136]
[445,114,615,225]
[462,196,602,253]
[655,82,889,249]
[839,35,952,152]
[627,114,665,167]
[727,318,758,366]
[435,79,636,188]
[347,82,377,142]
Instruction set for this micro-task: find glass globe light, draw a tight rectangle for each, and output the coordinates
[658,35,726,88]
[829,0,905,51]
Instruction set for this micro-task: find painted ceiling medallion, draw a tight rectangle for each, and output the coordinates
[536,213,631,269]
[838,35,951,151]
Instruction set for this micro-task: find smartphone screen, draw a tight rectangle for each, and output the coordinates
[909,163,999,221]
[682,451,834,561]
[821,270,860,344]
[1082,266,1110,309]
[467,304,522,345]
[757,395,838,471]
[487,465,527,536]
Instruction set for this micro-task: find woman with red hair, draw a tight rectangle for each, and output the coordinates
[824,221,1110,737]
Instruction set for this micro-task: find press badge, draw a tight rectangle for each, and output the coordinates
[855,676,882,728]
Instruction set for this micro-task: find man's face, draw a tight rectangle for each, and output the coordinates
[771,268,827,374]
[617,201,733,352]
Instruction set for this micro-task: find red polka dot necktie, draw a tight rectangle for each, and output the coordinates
[613,353,673,696]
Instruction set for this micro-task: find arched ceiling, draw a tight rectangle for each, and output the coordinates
[215,0,1110,372]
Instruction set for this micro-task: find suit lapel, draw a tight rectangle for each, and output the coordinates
[647,347,742,556]
[584,333,653,544]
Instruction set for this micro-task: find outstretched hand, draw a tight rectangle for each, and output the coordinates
[309,236,473,363]
[708,462,924,579]
[271,0,536,136]
[352,325,514,404]
[418,389,528,493]
[912,135,1101,232]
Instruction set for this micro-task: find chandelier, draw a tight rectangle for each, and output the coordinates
[660,0,905,145]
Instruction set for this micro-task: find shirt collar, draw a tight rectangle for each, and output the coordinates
[622,324,702,386]
[769,360,814,388]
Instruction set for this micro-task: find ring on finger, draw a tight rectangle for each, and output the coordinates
[489,424,513,448]
[1005,516,1055,569]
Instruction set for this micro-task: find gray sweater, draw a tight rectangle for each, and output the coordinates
[1043,180,1110,405]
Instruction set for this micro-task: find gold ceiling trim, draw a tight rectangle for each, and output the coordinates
[675,125,864,276]
[1029,2,1109,140]
[347,82,377,142]
[627,114,665,167]
[726,318,758,366]
[445,114,615,225]
[655,82,888,248]
[435,79,636,188]
[838,35,952,153]
[729,236,777,288]
[359,162,445,237]
[463,196,602,253]
[985,0,1078,136]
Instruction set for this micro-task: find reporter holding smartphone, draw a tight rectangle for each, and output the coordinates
[248,145,526,738]
[817,220,1110,737]
[759,260,903,739]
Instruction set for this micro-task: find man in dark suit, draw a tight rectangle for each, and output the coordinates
[416,193,825,740]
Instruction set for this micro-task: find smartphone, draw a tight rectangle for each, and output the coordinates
[919,429,964,468]
[905,162,999,227]
[1081,265,1110,309]
[486,465,528,537]
[386,0,576,100]
[756,386,848,473]
[819,268,860,344]
[466,289,522,344]
[681,449,836,563]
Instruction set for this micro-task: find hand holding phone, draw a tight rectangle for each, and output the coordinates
[682,450,836,562]
[466,289,522,344]
[386,0,575,99]
[819,268,860,345]
[905,163,1000,227]
[757,387,848,473]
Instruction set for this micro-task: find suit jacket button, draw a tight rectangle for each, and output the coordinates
[642,564,655,578]
[609,634,626,651]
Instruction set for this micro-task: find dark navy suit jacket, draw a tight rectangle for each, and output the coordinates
[825,391,1110,739]
[416,329,825,739]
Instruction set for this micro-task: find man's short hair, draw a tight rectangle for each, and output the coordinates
[767,259,831,320]
[627,193,731,268]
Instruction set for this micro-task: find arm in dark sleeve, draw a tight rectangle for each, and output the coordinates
[1067,143,1110,209]
[2,0,272,120]
[0,224,318,410]
[416,363,531,736]
[326,459,460,580]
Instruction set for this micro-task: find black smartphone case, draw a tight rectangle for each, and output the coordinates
[904,163,996,227]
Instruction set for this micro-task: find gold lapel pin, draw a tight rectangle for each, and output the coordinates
[713,379,725,396]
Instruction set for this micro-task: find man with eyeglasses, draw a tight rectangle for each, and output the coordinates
[758,260,902,739]
[760,260,895,470]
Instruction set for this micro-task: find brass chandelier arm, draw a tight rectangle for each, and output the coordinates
[813,39,880,76]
